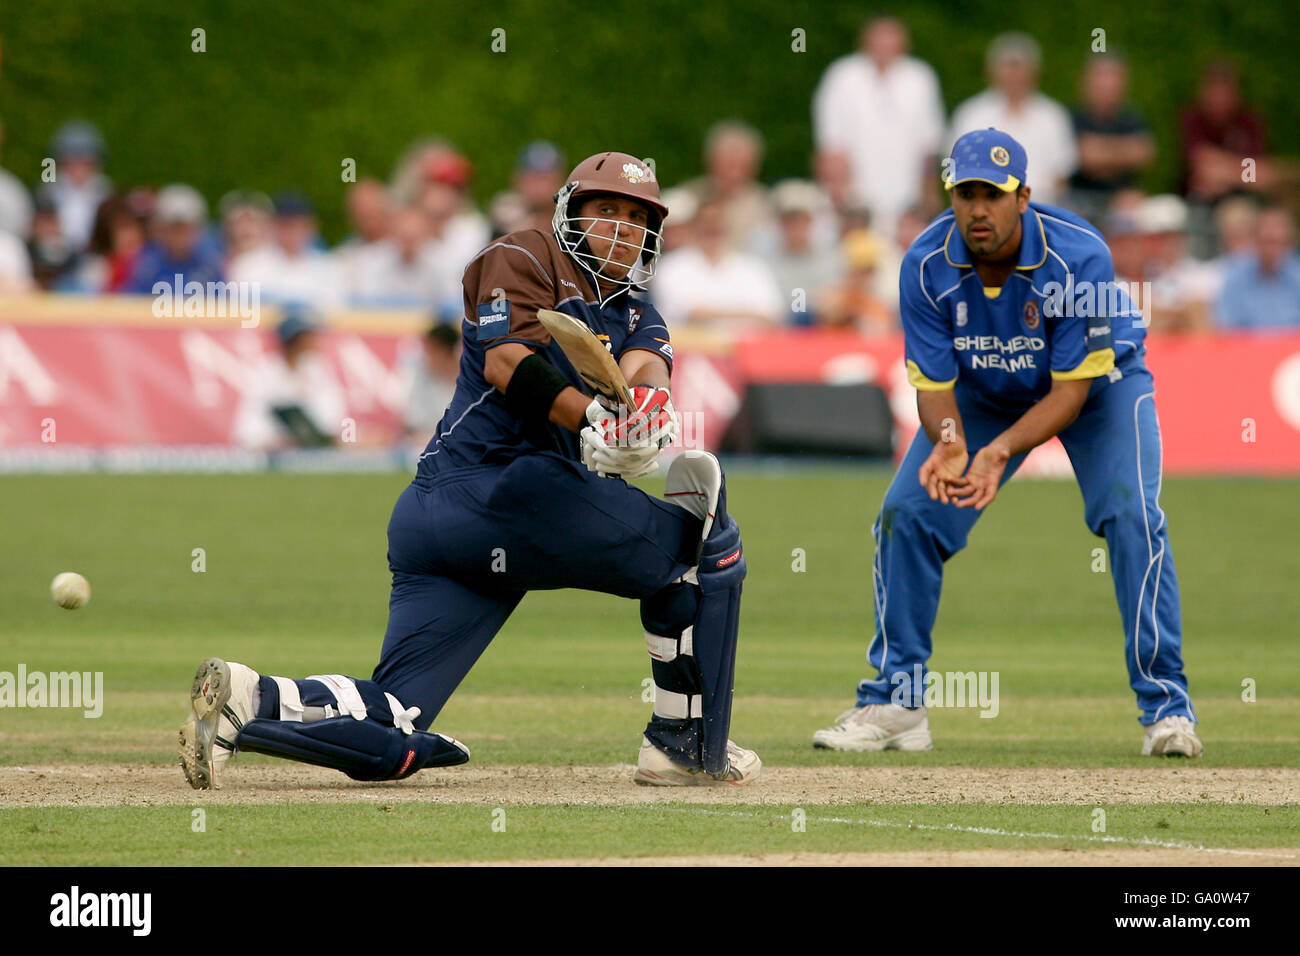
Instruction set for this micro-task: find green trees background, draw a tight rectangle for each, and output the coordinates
[2,0,1295,238]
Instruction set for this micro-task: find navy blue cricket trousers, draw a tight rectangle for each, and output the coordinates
[369,452,702,730]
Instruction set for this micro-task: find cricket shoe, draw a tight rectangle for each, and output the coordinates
[632,736,762,786]
[1141,715,1203,757]
[812,703,933,751]
[178,658,259,789]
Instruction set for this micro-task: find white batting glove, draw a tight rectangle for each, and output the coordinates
[580,427,662,478]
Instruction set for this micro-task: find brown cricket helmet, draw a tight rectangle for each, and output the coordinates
[552,151,667,301]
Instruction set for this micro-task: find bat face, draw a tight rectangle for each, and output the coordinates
[536,309,634,408]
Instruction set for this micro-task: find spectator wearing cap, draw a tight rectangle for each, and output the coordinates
[1068,52,1156,225]
[1136,195,1215,333]
[755,179,844,326]
[411,146,489,316]
[232,307,347,450]
[658,187,699,255]
[812,16,946,236]
[227,191,342,308]
[679,120,774,250]
[0,117,34,240]
[218,189,274,264]
[819,229,895,335]
[1195,196,1259,305]
[402,320,463,443]
[651,195,784,331]
[27,195,78,290]
[1215,205,1300,330]
[124,184,224,294]
[38,120,113,252]
[946,33,1077,207]
[489,140,566,236]
[1102,189,1148,294]
[871,207,929,314]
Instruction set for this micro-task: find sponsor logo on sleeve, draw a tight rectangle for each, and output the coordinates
[476,301,511,339]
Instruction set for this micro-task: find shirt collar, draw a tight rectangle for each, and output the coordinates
[943,207,1048,271]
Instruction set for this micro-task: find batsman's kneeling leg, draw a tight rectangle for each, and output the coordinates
[236,673,469,781]
[643,451,746,777]
[236,717,469,781]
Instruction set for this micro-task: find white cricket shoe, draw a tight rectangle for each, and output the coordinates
[1141,715,1203,757]
[632,736,762,786]
[812,703,933,751]
[179,658,260,790]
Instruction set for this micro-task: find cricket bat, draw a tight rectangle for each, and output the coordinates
[536,308,635,409]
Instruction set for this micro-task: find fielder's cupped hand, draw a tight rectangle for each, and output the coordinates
[948,442,1011,510]
[917,435,969,505]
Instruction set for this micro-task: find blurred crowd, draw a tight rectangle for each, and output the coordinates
[1,17,1298,343]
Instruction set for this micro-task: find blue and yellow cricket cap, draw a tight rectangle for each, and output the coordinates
[944,128,1028,192]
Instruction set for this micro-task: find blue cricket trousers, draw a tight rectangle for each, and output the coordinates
[857,351,1196,725]
[369,453,701,729]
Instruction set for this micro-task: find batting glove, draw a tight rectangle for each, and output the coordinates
[583,386,679,450]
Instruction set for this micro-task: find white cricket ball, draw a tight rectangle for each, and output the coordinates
[51,572,91,610]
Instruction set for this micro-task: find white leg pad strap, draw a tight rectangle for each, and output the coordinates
[384,692,421,735]
[654,688,703,720]
[271,676,304,722]
[645,626,695,663]
[645,631,678,662]
[306,674,368,720]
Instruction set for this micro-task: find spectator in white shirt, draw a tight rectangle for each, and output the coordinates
[813,16,946,236]
[38,120,112,252]
[344,203,443,308]
[412,149,490,316]
[0,117,33,240]
[946,32,1078,207]
[228,191,342,309]
[678,121,773,250]
[0,229,34,292]
[233,309,346,451]
[754,179,844,326]
[402,321,462,443]
[217,189,274,264]
[651,196,784,332]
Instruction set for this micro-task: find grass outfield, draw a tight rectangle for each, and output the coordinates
[1,470,1297,865]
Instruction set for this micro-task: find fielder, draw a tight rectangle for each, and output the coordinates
[179,151,761,788]
[814,129,1201,757]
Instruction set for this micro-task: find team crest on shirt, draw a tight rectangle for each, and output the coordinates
[955,302,968,327]
[990,146,1011,167]
[1023,299,1040,330]
[628,306,642,333]
[620,162,655,184]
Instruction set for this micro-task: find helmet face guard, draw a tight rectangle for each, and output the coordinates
[553,182,664,303]
[550,153,668,305]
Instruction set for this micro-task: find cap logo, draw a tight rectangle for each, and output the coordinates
[620,162,654,184]
[990,146,1011,167]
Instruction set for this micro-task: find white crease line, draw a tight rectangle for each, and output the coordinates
[659,807,1298,861]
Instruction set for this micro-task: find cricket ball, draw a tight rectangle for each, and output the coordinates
[51,572,91,610]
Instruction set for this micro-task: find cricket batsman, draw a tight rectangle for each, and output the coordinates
[813,129,1201,757]
[178,151,761,788]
